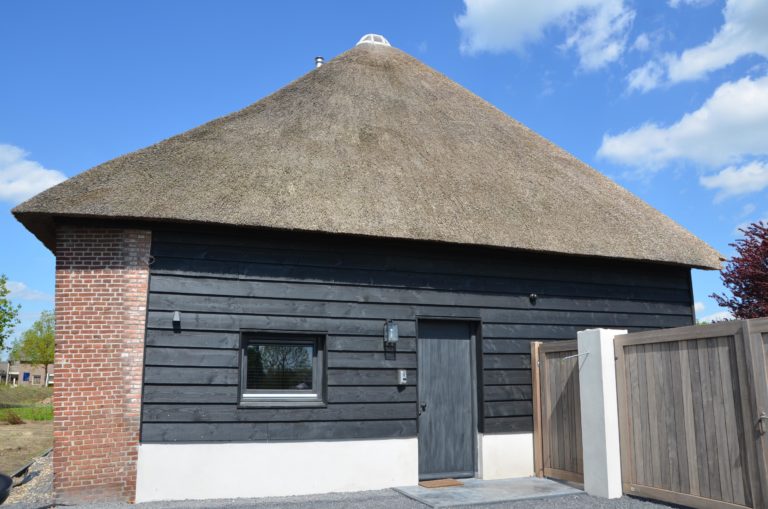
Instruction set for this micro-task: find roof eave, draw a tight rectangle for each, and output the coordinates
[12,210,724,270]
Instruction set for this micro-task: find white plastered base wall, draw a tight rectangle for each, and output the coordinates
[477,433,534,480]
[135,438,418,503]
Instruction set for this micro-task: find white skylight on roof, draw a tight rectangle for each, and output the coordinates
[357,34,391,47]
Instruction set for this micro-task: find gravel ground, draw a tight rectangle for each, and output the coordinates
[1,458,678,509]
[64,492,679,509]
[3,485,680,509]
[4,453,53,509]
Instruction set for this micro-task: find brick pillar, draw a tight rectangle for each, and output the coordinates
[53,227,151,504]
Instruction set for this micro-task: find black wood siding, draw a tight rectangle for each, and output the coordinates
[141,228,694,443]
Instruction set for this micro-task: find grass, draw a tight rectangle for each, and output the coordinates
[0,384,54,474]
[0,406,53,422]
[0,385,52,408]
[0,420,52,474]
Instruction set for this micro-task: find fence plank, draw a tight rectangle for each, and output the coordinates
[678,341,699,497]
[531,342,544,477]
[718,337,745,505]
[636,344,652,489]
[645,343,662,489]
[689,339,711,500]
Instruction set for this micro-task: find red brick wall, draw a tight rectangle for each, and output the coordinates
[53,227,151,503]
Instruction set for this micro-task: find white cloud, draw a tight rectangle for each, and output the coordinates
[627,61,664,92]
[700,161,768,201]
[698,310,733,323]
[599,74,768,168]
[456,0,635,70]
[738,203,756,217]
[630,0,768,91]
[631,33,651,52]
[694,302,705,313]
[0,144,66,204]
[7,281,53,302]
[669,0,714,7]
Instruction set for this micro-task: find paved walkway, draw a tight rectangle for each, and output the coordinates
[6,488,679,509]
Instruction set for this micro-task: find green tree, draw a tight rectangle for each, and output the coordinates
[0,274,21,352]
[12,310,55,382]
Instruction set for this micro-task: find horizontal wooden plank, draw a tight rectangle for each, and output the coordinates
[327,369,416,386]
[150,274,693,312]
[146,312,417,337]
[481,322,689,340]
[144,347,238,368]
[483,354,531,370]
[484,416,534,433]
[484,370,532,385]
[148,293,691,327]
[151,258,691,303]
[144,385,420,405]
[144,330,417,353]
[142,402,416,423]
[144,385,238,404]
[328,336,416,353]
[483,339,533,354]
[327,386,417,403]
[484,401,534,418]
[141,419,417,442]
[624,484,749,509]
[151,236,689,289]
[144,366,238,385]
[148,312,688,339]
[484,385,533,402]
[327,351,417,369]
[145,329,240,349]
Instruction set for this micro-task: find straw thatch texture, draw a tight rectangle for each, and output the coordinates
[13,43,721,268]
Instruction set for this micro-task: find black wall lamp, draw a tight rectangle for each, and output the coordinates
[384,320,399,344]
[172,311,181,333]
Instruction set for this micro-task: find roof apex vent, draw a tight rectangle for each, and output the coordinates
[357,34,391,47]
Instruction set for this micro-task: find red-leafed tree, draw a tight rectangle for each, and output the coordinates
[711,221,768,319]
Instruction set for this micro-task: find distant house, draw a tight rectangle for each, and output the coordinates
[13,35,721,504]
[0,361,53,386]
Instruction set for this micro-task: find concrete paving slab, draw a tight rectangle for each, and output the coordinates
[394,477,581,508]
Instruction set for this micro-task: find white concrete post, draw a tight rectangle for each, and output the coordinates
[577,328,625,499]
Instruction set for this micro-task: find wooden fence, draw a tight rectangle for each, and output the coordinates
[532,340,584,484]
[615,318,768,509]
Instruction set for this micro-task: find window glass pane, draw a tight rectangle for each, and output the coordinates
[246,343,314,391]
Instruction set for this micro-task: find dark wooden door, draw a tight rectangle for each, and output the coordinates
[417,320,476,480]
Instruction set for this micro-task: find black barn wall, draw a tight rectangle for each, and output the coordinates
[140,228,694,443]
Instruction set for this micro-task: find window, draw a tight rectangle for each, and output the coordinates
[33,375,41,385]
[240,333,325,406]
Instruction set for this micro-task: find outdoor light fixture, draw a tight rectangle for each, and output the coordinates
[172,311,181,332]
[384,320,399,344]
[529,293,538,304]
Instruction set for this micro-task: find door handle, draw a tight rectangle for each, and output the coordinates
[758,412,768,434]
[418,403,427,416]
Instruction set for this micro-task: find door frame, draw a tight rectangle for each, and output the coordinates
[415,316,483,479]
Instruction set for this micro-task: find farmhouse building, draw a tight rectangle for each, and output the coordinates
[13,35,721,504]
[0,361,53,386]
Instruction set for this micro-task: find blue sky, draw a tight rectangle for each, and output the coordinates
[2,0,767,347]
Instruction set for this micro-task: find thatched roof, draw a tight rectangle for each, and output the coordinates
[13,41,722,269]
